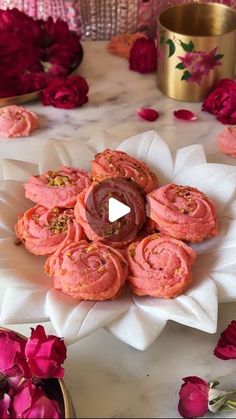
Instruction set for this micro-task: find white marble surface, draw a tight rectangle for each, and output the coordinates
[1,42,236,418]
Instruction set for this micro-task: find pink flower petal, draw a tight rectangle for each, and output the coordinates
[137,107,159,122]
[173,109,197,121]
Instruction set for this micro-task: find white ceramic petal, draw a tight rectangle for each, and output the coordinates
[173,144,207,177]
[173,162,236,214]
[46,289,131,344]
[107,305,167,350]
[0,238,51,288]
[134,276,218,333]
[39,139,94,173]
[87,130,120,152]
[3,159,38,182]
[0,288,48,324]
[118,130,174,185]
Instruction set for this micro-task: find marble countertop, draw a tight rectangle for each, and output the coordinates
[1,41,236,418]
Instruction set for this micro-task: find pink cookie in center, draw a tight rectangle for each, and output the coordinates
[0,105,38,138]
[24,166,92,209]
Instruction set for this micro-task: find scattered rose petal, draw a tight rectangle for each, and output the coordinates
[214,320,236,360]
[137,107,159,122]
[173,109,197,121]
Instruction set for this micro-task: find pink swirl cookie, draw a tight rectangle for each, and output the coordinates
[74,178,146,247]
[15,205,84,256]
[45,240,128,301]
[147,184,218,242]
[218,126,236,157]
[91,149,158,193]
[0,105,38,138]
[24,166,91,209]
[127,234,196,299]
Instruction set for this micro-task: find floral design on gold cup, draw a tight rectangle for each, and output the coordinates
[157,2,236,101]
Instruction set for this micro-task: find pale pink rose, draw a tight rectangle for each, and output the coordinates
[0,105,38,138]
[11,381,61,418]
[25,325,66,379]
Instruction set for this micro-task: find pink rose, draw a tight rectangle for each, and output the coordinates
[25,325,66,379]
[202,78,236,124]
[214,320,236,360]
[0,330,30,386]
[0,394,10,419]
[178,376,209,418]
[11,381,61,418]
[0,106,38,139]
[41,76,89,109]
[129,38,157,73]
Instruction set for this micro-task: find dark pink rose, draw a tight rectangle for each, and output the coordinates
[25,325,66,379]
[0,330,31,385]
[129,38,157,73]
[178,376,209,418]
[20,73,48,94]
[202,78,236,124]
[214,320,236,360]
[41,76,89,109]
[11,381,61,418]
[0,394,10,419]
[48,43,83,68]
[44,17,80,44]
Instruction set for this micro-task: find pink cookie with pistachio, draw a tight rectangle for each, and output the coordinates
[15,205,84,256]
[45,240,128,301]
[0,105,38,138]
[24,166,91,209]
[91,149,158,193]
[127,233,196,299]
[147,183,219,242]
[218,126,236,157]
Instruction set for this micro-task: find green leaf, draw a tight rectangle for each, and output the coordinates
[160,35,165,45]
[166,39,176,57]
[215,54,224,60]
[181,70,191,80]
[176,62,185,70]
[180,40,195,52]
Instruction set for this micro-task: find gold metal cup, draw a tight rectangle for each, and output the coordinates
[157,2,236,101]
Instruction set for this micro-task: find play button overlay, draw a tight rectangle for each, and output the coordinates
[108,197,131,222]
[85,177,146,244]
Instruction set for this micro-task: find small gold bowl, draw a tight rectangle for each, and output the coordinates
[157,2,236,101]
[0,327,75,418]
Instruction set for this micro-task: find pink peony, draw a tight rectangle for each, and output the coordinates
[0,330,30,385]
[11,381,61,418]
[25,325,67,379]
[214,320,236,359]
[178,376,209,418]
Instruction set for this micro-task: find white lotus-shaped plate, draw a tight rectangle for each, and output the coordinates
[1,131,236,350]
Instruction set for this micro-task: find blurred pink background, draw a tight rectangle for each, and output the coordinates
[0,0,235,39]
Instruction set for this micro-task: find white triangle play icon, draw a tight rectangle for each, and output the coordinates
[108,197,131,223]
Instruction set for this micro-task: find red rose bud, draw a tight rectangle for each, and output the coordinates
[214,320,236,360]
[41,75,89,109]
[202,78,236,125]
[174,109,197,121]
[129,38,157,73]
[25,325,67,379]
[11,381,61,419]
[137,107,159,121]
[178,376,209,418]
